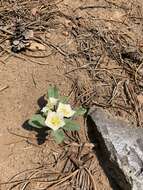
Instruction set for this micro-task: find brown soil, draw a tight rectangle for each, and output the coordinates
[0,0,143,189]
[0,42,111,190]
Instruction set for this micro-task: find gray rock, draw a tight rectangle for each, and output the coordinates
[88,107,143,190]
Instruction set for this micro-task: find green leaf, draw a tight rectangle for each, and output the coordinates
[74,107,86,116]
[51,129,65,144]
[28,114,45,129]
[59,96,68,103]
[47,86,59,98]
[63,119,80,131]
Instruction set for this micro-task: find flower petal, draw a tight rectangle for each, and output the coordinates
[47,97,58,110]
[49,97,58,105]
[57,102,75,118]
[41,106,49,113]
[45,111,65,130]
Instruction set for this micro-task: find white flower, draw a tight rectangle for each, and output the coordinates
[49,97,58,105]
[47,97,58,110]
[57,102,75,118]
[41,98,58,114]
[45,111,65,131]
[41,106,49,113]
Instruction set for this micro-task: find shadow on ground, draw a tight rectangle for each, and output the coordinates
[22,95,49,145]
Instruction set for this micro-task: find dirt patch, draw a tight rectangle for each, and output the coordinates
[0,0,143,189]
[0,0,112,189]
[0,55,111,189]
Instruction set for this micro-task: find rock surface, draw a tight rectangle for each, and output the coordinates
[88,107,143,190]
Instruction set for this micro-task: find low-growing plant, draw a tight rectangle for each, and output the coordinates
[28,86,86,144]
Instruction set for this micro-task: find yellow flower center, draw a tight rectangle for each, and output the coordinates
[51,116,61,126]
[61,108,69,116]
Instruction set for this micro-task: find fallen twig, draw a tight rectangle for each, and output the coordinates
[84,167,97,190]
[47,169,79,189]
[0,85,9,92]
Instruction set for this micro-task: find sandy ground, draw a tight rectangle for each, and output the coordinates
[0,2,111,187]
[1,0,143,189]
